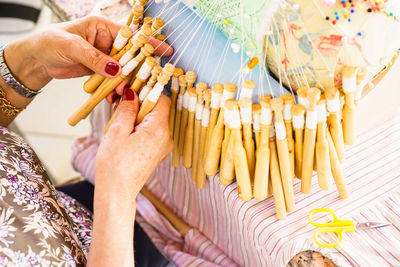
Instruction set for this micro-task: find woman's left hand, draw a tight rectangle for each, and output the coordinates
[4,16,173,91]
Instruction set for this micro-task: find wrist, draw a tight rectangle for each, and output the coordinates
[4,39,51,91]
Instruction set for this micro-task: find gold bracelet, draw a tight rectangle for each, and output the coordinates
[0,84,25,117]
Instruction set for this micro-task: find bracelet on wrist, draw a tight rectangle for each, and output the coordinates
[0,44,43,98]
[0,84,25,116]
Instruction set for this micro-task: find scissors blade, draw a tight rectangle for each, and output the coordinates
[356,222,392,230]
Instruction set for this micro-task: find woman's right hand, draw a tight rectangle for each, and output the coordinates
[95,88,172,199]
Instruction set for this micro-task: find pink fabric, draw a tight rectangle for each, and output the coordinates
[72,101,400,266]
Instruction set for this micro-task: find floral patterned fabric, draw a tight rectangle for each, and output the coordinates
[0,126,92,266]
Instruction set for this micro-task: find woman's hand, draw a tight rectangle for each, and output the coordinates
[89,88,172,267]
[4,16,173,91]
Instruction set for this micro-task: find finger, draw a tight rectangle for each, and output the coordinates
[148,37,174,57]
[135,94,171,130]
[108,88,139,137]
[106,91,118,104]
[70,35,121,78]
[115,75,132,95]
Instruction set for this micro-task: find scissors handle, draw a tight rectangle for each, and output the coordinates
[314,225,355,247]
[309,208,354,227]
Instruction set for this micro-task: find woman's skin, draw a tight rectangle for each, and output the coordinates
[1,16,173,266]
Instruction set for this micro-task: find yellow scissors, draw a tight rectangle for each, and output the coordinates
[308,208,391,248]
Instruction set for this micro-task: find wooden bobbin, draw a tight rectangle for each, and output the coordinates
[301,88,321,194]
[192,82,207,181]
[316,96,331,190]
[136,63,174,124]
[152,17,165,35]
[239,98,255,183]
[355,67,367,105]
[128,4,144,30]
[297,86,310,110]
[110,26,133,56]
[196,89,211,188]
[240,80,255,99]
[169,68,185,137]
[282,94,295,179]
[271,97,295,212]
[118,34,148,68]
[131,56,158,92]
[292,104,306,179]
[326,129,349,199]
[204,108,224,176]
[143,16,153,26]
[83,27,137,94]
[179,71,197,156]
[139,65,162,104]
[230,102,253,201]
[69,43,154,127]
[252,104,261,148]
[172,75,187,167]
[253,96,271,201]
[182,86,197,168]
[269,128,287,220]
[342,66,358,145]
[325,87,345,162]
[220,100,236,186]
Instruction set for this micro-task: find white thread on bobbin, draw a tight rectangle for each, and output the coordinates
[122,59,139,76]
[240,106,252,124]
[229,109,241,129]
[326,98,340,113]
[240,88,253,99]
[293,115,305,129]
[274,121,286,140]
[139,85,151,102]
[176,94,183,111]
[201,108,211,127]
[195,103,204,120]
[114,32,129,50]
[211,92,222,109]
[220,91,235,109]
[188,95,197,112]
[260,107,272,125]
[171,77,179,92]
[283,104,292,121]
[305,110,318,130]
[298,97,309,109]
[317,103,327,123]
[146,83,164,103]
[355,80,368,101]
[253,112,261,131]
[130,23,139,31]
[137,62,153,80]
[342,74,357,93]
[119,52,134,66]
[183,91,189,109]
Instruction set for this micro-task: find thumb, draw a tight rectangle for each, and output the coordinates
[108,87,138,137]
[72,36,121,78]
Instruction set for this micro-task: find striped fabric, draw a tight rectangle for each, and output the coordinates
[71,101,400,266]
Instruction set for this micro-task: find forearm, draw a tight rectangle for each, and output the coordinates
[88,188,137,267]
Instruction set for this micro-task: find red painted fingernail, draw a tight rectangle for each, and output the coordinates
[105,62,119,76]
[123,88,135,101]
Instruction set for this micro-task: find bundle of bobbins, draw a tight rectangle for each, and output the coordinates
[67,1,367,220]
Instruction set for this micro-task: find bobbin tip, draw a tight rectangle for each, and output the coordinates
[307,88,321,103]
[173,68,184,78]
[239,98,252,108]
[291,104,306,116]
[178,74,186,86]
[281,94,295,104]
[141,23,153,36]
[203,89,211,102]
[157,73,169,85]
[252,104,261,113]
[163,63,175,77]
[133,4,144,14]
[152,17,165,29]
[155,34,167,41]
[342,66,358,78]
[120,26,133,38]
[135,34,148,47]
[324,87,338,100]
[185,71,197,84]
[211,83,224,93]
[143,17,152,24]
[270,97,284,111]
[145,56,157,67]
[297,86,308,98]
[188,86,197,97]
[259,95,271,108]
[152,65,162,76]
[224,82,237,93]
[243,80,256,89]
[224,99,238,110]
[142,43,155,56]
[195,82,207,96]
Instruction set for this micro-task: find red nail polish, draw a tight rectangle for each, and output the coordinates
[105,62,120,76]
[123,88,135,101]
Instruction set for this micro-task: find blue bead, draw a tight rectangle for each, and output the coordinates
[357,32,362,36]
[350,9,355,13]
[348,18,351,22]
[336,16,340,20]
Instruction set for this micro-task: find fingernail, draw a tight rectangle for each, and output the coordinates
[105,62,120,76]
[123,87,135,101]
